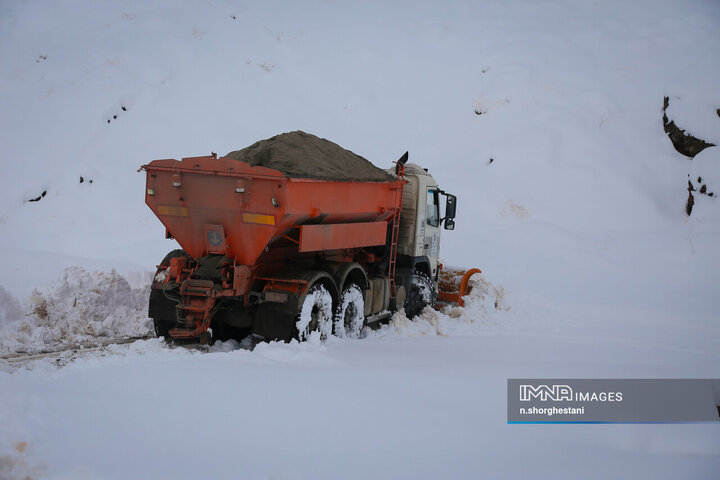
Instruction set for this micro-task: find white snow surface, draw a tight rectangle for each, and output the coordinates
[1,0,720,478]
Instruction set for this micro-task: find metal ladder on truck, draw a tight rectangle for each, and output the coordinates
[388,152,408,300]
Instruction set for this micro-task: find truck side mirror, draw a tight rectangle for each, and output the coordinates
[445,194,457,220]
[444,218,455,230]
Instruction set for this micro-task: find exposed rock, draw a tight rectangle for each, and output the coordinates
[662,97,715,158]
[686,148,719,216]
[28,190,47,202]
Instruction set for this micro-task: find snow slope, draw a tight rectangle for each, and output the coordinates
[1,0,719,478]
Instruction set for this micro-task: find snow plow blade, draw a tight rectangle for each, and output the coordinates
[436,266,482,308]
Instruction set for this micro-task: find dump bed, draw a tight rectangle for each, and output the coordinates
[143,133,403,265]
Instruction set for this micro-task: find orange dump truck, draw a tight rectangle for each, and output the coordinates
[141,131,477,342]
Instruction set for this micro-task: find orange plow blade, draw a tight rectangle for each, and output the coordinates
[436,266,482,308]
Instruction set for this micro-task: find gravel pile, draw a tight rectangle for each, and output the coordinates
[225,131,395,182]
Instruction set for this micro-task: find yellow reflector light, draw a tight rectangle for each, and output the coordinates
[147,188,155,196]
[158,205,189,217]
[242,212,275,225]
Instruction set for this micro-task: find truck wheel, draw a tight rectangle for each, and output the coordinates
[211,317,250,343]
[149,249,188,339]
[404,273,436,319]
[296,284,333,341]
[153,317,171,338]
[210,318,233,342]
[335,284,365,339]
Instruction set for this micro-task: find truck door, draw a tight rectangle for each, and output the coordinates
[423,186,441,279]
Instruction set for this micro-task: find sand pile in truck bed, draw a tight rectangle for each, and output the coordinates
[225,131,395,182]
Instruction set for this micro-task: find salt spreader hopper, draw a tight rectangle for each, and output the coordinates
[141,131,480,342]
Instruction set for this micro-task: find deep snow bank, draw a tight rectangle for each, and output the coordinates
[0,286,23,329]
[370,273,508,339]
[0,267,151,355]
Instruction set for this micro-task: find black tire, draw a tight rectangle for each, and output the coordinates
[149,249,189,338]
[335,284,365,338]
[404,272,436,319]
[295,283,333,341]
[153,317,171,338]
[210,317,250,343]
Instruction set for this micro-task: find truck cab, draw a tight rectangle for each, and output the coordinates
[392,163,457,313]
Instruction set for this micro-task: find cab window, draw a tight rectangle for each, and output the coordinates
[426,188,439,227]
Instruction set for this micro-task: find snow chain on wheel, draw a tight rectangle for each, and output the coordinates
[296,283,333,341]
[335,284,365,339]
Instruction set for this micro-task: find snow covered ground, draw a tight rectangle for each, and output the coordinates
[1,0,720,478]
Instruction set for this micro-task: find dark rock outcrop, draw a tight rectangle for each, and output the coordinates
[662,97,715,158]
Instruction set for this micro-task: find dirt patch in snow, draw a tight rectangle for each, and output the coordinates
[225,131,395,182]
[501,200,530,219]
[0,440,46,480]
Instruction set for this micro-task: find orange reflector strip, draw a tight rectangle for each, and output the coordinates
[157,205,189,217]
[242,212,276,225]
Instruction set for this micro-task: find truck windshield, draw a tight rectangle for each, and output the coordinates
[426,188,439,227]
